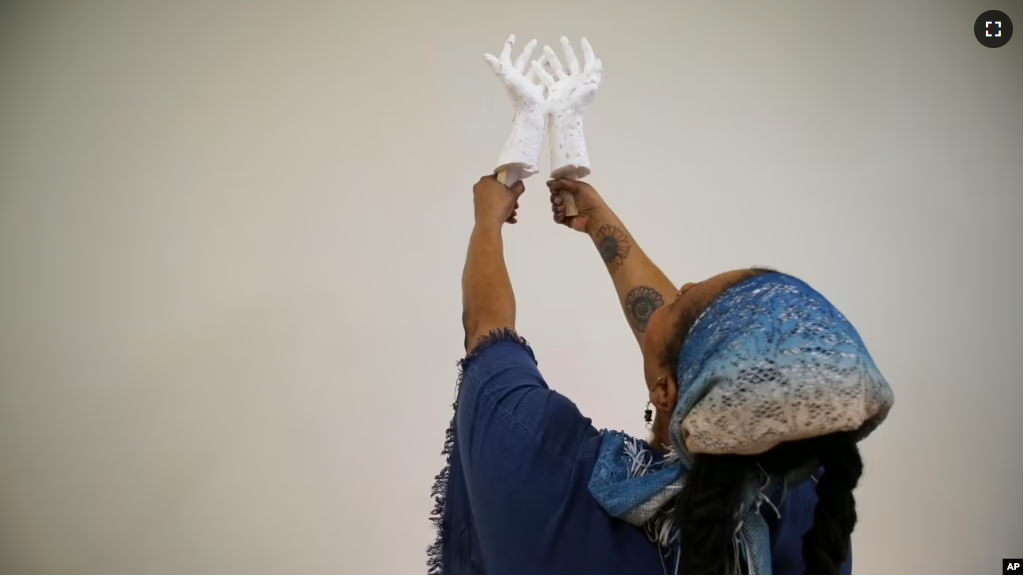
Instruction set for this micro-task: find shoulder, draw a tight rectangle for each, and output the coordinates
[456,328,596,457]
[458,328,543,406]
[461,327,537,377]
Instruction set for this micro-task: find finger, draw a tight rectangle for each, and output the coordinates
[581,37,596,68]
[536,54,558,92]
[514,38,537,74]
[551,193,562,205]
[542,45,565,79]
[499,34,515,64]
[483,54,504,76]
[531,60,556,87]
[525,64,540,85]
[509,180,526,197]
[548,177,582,193]
[539,52,556,75]
[560,36,580,74]
[539,52,563,83]
[588,57,604,82]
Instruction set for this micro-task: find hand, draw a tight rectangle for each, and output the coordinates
[486,35,547,181]
[484,34,545,113]
[474,175,525,228]
[547,178,607,234]
[532,37,603,116]
[530,37,603,181]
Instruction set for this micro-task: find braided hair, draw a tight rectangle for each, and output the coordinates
[674,432,863,575]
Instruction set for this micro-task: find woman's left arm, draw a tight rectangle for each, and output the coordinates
[462,176,524,352]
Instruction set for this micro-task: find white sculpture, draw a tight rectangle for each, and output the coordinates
[485,35,603,217]
[484,35,545,186]
[534,37,603,182]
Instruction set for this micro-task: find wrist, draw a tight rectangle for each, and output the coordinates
[583,203,615,236]
[473,219,504,235]
[547,109,591,177]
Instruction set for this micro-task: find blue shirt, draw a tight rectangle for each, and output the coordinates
[436,334,852,574]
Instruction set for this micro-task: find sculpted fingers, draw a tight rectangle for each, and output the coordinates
[560,36,580,75]
[483,53,504,76]
[513,38,537,74]
[499,34,515,64]
[525,63,541,86]
[580,37,596,69]
[531,59,557,88]
[542,45,565,79]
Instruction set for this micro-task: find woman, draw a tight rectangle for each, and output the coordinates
[428,175,894,574]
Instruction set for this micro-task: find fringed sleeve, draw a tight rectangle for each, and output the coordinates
[427,328,535,574]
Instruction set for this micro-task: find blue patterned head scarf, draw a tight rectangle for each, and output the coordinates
[589,272,894,574]
[669,272,893,465]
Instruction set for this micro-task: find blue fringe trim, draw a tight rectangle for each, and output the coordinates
[426,328,534,575]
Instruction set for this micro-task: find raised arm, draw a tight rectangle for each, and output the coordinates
[548,178,676,345]
[462,176,526,351]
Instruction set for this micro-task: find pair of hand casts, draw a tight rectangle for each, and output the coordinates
[485,34,603,187]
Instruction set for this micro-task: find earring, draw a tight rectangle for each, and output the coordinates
[644,401,653,429]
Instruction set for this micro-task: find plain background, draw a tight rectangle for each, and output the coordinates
[0,0,1019,573]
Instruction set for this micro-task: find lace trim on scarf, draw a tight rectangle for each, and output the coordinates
[426,328,535,575]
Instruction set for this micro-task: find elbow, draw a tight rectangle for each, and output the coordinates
[462,309,472,351]
[462,309,487,352]
[462,314,516,354]
[462,294,516,352]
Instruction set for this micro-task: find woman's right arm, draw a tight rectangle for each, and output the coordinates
[548,178,677,345]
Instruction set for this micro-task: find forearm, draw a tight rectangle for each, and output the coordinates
[462,224,516,351]
[587,206,675,344]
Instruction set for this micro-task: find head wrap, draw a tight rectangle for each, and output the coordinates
[589,272,894,573]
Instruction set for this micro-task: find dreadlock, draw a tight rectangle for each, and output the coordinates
[675,432,863,575]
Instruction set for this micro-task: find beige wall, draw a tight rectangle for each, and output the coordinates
[0,0,1019,573]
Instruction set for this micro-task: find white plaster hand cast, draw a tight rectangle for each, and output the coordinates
[484,35,603,217]
[532,37,603,180]
[484,34,544,186]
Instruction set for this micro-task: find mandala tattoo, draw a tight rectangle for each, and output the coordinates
[624,286,664,334]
